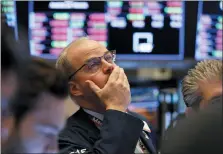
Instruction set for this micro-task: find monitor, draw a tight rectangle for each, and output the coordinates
[107,1,185,60]
[128,87,159,129]
[27,1,185,60]
[195,1,223,60]
[1,0,19,40]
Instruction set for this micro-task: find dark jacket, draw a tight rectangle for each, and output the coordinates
[128,110,157,149]
[161,95,223,154]
[59,108,156,154]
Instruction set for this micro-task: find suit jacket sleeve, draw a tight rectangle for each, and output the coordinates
[59,110,144,154]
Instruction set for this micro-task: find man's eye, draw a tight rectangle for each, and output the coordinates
[87,63,98,69]
[105,55,113,62]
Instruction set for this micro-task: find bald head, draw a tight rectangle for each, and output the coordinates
[56,37,107,79]
[66,38,105,67]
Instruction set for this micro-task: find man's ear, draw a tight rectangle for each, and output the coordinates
[68,81,83,96]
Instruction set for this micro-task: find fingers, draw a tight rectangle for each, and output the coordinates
[117,68,125,83]
[85,80,101,94]
[116,68,130,90]
[107,66,121,83]
[123,70,130,90]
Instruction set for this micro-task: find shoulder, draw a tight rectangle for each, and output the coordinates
[161,101,223,154]
[59,109,93,139]
[128,111,151,125]
[128,111,146,120]
[128,111,154,132]
[59,111,98,148]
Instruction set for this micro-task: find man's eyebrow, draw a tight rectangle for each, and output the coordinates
[83,50,109,63]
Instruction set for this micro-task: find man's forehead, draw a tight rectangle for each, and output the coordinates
[67,39,106,64]
[68,39,105,55]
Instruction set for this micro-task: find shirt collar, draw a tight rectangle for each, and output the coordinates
[83,109,104,121]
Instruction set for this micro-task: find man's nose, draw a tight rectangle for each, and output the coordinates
[101,59,115,74]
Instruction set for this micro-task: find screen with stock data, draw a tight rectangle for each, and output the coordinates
[128,87,159,129]
[195,1,223,60]
[1,0,18,40]
[28,1,185,60]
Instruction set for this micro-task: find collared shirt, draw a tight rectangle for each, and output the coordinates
[83,109,150,153]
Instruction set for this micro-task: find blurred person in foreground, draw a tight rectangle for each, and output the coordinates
[1,23,29,145]
[161,93,222,154]
[2,57,69,153]
[1,23,28,105]
[56,37,156,154]
[181,60,222,115]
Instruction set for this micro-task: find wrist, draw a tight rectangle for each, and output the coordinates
[106,105,127,113]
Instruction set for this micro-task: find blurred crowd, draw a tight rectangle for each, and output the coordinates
[1,19,222,154]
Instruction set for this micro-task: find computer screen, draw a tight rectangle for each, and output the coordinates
[27,1,185,60]
[128,87,159,129]
[1,0,19,40]
[195,1,222,60]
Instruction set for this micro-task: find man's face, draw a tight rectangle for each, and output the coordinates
[6,93,66,153]
[68,40,116,103]
[186,79,222,116]
[1,71,18,146]
[198,79,222,109]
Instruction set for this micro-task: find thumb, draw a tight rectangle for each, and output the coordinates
[86,80,101,93]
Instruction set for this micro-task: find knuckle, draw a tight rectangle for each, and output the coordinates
[118,82,124,88]
[126,88,130,93]
[109,82,115,87]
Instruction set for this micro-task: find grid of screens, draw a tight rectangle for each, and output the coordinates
[195,1,223,60]
[28,1,185,60]
[1,0,18,40]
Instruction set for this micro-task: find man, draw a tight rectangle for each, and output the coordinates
[181,60,222,114]
[2,57,69,153]
[1,23,29,145]
[1,23,28,105]
[161,95,222,154]
[56,37,156,154]
[161,60,222,151]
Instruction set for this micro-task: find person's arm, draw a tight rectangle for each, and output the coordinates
[59,110,143,154]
